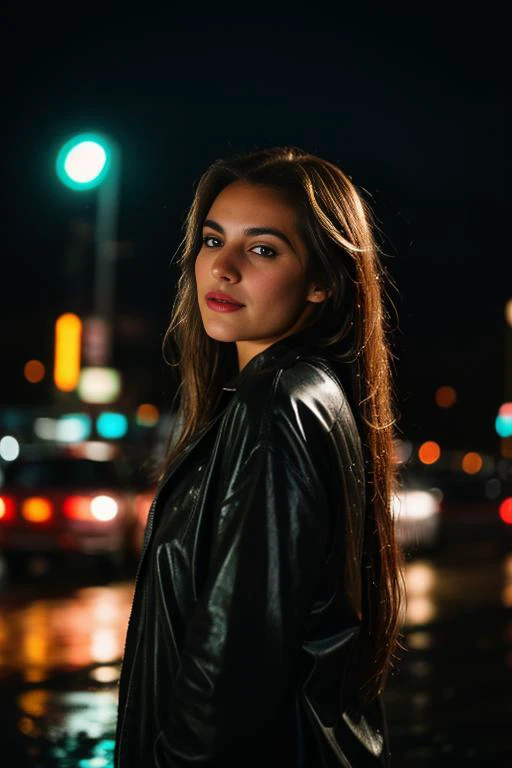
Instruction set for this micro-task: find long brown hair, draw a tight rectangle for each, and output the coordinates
[158,146,405,704]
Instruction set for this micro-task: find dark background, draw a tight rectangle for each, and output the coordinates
[1,4,509,453]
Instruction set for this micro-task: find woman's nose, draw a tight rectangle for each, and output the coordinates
[211,245,242,281]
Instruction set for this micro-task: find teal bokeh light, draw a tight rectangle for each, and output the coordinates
[495,414,512,438]
[56,133,112,190]
[96,412,128,440]
[58,413,92,442]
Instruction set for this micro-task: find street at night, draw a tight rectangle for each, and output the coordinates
[0,524,511,766]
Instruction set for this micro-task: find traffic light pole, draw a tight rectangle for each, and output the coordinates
[93,141,121,367]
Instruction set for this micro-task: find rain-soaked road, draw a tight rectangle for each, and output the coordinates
[0,535,511,767]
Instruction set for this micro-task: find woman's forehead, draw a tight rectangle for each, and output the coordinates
[207,181,299,229]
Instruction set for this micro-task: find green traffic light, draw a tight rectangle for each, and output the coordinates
[56,132,112,190]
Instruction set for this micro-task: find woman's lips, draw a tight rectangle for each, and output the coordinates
[206,298,245,313]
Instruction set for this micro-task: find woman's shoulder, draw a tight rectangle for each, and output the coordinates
[228,353,355,438]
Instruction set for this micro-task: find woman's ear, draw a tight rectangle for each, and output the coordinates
[307,284,333,303]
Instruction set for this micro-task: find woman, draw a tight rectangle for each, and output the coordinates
[115,146,405,767]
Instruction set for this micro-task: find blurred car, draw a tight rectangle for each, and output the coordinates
[0,444,139,572]
[392,468,442,553]
[393,456,512,554]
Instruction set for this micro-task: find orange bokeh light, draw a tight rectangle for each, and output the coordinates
[21,497,53,523]
[461,452,483,474]
[435,385,457,408]
[418,441,441,465]
[136,403,160,426]
[24,360,45,384]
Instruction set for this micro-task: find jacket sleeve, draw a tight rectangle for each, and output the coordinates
[153,391,334,766]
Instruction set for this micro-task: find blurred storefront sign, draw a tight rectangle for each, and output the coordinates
[82,317,111,367]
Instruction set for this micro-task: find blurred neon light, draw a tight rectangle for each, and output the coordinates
[54,313,82,392]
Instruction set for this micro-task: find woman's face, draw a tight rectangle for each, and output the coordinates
[195,181,331,371]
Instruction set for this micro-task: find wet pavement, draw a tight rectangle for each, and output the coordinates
[385,538,512,765]
[0,535,511,766]
[0,559,134,767]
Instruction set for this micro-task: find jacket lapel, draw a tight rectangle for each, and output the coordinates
[151,389,234,509]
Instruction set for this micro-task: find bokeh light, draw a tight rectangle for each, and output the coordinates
[56,133,112,191]
[135,403,160,427]
[96,412,128,440]
[54,313,82,392]
[461,451,483,474]
[418,441,441,465]
[24,359,45,383]
[499,498,512,525]
[22,497,53,523]
[0,435,20,461]
[435,385,457,408]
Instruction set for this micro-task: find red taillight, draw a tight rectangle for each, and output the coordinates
[0,495,16,522]
[63,495,94,521]
[63,494,118,522]
[22,497,53,523]
[499,497,512,525]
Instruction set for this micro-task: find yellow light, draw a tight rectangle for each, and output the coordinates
[24,359,45,383]
[22,497,53,523]
[461,451,483,474]
[54,313,82,392]
[418,441,441,465]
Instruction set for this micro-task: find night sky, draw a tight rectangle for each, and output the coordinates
[2,4,509,453]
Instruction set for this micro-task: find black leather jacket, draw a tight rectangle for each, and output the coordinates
[114,330,391,767]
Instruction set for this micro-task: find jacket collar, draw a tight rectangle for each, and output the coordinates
[221,328,323,392]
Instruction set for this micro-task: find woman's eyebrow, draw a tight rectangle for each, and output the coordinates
[202,218,295,251]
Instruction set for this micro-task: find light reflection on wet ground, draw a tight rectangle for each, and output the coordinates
[0,583,133,674]
[0,542,511,765]
[384,544,512,765]
[0,571,134,767]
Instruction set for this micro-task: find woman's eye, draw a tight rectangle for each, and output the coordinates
[251,245,276,258]
[202,235,221,247]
